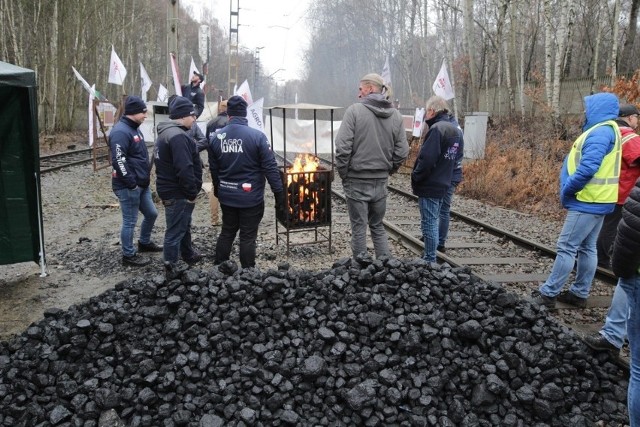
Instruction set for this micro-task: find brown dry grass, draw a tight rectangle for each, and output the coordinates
[458,117,582,221]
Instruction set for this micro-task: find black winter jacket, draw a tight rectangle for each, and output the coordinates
[154,122,203,201]
[109,116,151,191]
[611,179,640,278]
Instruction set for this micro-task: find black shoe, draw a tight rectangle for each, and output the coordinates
[122,253,151,267]
[584,333,619,352]
[183,252,203,265]
[138,241,163,253]
[530,290,556,309]
[557,290,588,308]
[437,245,446,253]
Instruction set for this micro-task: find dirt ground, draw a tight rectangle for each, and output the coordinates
[0,135,416,340]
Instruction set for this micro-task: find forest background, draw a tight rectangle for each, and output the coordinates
[2,0,640,217]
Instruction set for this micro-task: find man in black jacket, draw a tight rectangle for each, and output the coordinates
[181,71,205,119]
[154,96,203,276]
[611,177,640,425]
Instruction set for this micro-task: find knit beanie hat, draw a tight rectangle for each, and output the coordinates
[227,95,248,117]
[169,96,195,119]
[124,96,147,115]
[360,73,385,90]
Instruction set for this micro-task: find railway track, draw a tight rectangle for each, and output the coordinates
[40,146,107,174]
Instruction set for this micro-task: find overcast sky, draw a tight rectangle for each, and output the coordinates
[182,0,311,81]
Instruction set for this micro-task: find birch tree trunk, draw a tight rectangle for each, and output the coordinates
[610,0,621,85]
[543,0,552,106]
[591,2,603,94]
[463,0,478,111]
[551,0,573,122]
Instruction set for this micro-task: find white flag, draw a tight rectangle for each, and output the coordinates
[381,56,392,90]
[157,84,169,103]
[294,93,299,120]
[432,60,455,100]
[108,46,127,85]
[412,107,425,138]
[247,97,265,134]
[72,66,97,98]
[89,84,96,147]
[234,79,253,105]
[170,53,182,96]
[140,62,152,102]
[189,57,199,80]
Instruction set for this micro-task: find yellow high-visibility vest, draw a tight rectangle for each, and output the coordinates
[566,120,621,203]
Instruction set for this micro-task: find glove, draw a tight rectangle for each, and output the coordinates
[274,191,285,214]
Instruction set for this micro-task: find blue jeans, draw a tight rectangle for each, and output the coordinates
[600,282,629,348]
[539,210,604,298]
[419,197,443,262]
[162,198,196,263]
[438,183,457,247]
[114,186,158,257]
[620,273,640,427]
[216,202,264,268]
[343,178,390,258]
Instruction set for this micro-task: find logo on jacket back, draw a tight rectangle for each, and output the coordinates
[217,133,244,153]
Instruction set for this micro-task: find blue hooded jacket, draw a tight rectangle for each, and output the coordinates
[560,92,619,214]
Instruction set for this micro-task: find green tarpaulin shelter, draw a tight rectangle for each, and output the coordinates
[0,61,46,275]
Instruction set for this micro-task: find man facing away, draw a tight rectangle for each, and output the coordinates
[411,95,463,262]
[109,95,162,267]
[610,176,640,426]
[154,96,203,278]
[532,92,621,309]
[207,96,284,268]
[181,71,205,119]
[584,103,640,352]
[335,73,409,259]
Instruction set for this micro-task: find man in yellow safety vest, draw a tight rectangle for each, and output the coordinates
[532,92,621,309]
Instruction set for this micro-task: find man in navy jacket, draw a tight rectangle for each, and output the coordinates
[154,96,203,277]
[207,96,284,268]
[411,95,463,262]
[109,96,162,267]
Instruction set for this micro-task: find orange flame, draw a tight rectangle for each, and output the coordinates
[286,154,321,221]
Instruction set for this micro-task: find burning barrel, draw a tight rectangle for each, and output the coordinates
[276,154,332,229]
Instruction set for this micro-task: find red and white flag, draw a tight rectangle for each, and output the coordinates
[234,79,253,105]
[157,84,169,103]
[170,53,182,96]
[412,108,425,137]
[432,60,455,100]
[108,46,127,85]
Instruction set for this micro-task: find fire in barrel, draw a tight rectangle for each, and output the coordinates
[277,154,332,229]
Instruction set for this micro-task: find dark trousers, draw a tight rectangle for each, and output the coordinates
[216,202,264,268]
[596,204,623,267]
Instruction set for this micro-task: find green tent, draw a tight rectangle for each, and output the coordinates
[0,61,46,275]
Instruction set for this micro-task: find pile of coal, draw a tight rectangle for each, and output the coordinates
[0,256,629,426]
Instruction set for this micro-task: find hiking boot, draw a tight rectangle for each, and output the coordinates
[183,252,203,265]
[138,241,163,253]
[557,290,588,308]
[122,253,151,267]
[164,260,188,280]
[437,245,446,253]
[531,290,556,309]
[584,333,619,352]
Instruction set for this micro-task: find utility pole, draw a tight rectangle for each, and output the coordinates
[228,0,240,98]
[167,0,179,94]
